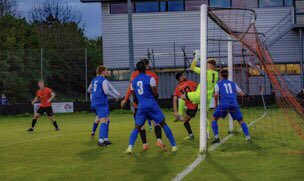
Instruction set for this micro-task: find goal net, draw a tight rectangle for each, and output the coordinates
[199,5,304,154]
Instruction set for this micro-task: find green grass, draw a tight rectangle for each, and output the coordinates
[0,108,303,181]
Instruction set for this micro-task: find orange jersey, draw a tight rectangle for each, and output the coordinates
[124,70,159,108]
[36,87,53,108]
[174,80,198,110]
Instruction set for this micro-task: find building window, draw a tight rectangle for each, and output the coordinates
[110,3,130,14]
[168,0,185,11]
[109,70,130,81]
[135,2,159,13]
[284,0,294,7]
[185,0,208,11]
[210,0,231,8]
[232,0,258,8]
[160,1,167,11]
[286,64,300,75]
[275,64,286,74]
[259,0,283,8]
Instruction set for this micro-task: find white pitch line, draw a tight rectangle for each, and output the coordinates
[172,154,205,181]
[172,111,267,181]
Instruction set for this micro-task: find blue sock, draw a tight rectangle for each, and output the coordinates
[105,122,109,139]
[148,119,152,127]
[241,122,250,136]
[129,129,139,146]
[212,120,219,138]
[99,123,107,140]
[163,125,176,146]
[92,122,98,134]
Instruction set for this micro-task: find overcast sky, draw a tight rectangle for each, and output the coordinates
[16,0,102,39]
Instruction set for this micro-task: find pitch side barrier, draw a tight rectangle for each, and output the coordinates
[0,96,274,116]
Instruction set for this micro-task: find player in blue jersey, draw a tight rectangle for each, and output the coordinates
[91,65,120,146]
[211,70,250,143]
[125,61,178,153]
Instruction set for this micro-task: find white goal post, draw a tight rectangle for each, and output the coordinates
[199,4,235,153]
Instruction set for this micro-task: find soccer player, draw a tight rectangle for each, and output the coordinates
[121,58,165,151]
[211,70,250,143]
[27,80,59,132]
[87,82,99,139]
[125,61,177,154]
[181,52,219,138]
[173,72,198,139]
[91,66,120,146]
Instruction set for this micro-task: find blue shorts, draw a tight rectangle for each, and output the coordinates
[91,104,109,119]
[135,104,164,126]
[213,104,243,121]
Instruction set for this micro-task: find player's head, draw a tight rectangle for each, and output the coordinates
[96,65,109,77]
[136,61,146,73]
[207,58,216,70]
[175,72,186,82]
[140,58,150,70]
[1,94,5,99]
[220,69,229,79]
[38,80,45,90]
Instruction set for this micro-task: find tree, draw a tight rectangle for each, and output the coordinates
[30,0,81,25]
[0,0,17,17]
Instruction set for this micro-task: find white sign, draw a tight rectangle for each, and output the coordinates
[34,102,74,113]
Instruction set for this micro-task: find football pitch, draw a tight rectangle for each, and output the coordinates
[0,108,303,181]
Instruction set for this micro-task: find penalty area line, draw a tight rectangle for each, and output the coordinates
[172,111,267,181]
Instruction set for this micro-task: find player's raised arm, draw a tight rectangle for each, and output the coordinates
[190,50,201,74]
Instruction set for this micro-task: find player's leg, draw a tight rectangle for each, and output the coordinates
[174,99,185,122]
[91,116,99,139]
[153,121,165,150]
[125,110,146,154]
[46,107,59,131]
[211,105,228,143]
[27,111,41,131]
[183,109,197,140]
[134,108,149,150]
[149,105,177,152]
[230,108,251,141]
[103,106,111,145]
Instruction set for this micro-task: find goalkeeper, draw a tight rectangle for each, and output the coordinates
[181,51,219,138]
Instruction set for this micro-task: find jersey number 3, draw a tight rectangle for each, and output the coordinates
[223,83,233,94]
[137,81,144,95]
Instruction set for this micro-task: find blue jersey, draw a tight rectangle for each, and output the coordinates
[91,76,108,107]
[131,74,157,108]
[215,79,241,106]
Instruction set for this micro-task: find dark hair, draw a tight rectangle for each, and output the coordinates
[175,72,183,81]
[136,61,146,73]
[140,58,149,65]
[38,79,44,83]
[207,58,216,66]
[220,69,229,79]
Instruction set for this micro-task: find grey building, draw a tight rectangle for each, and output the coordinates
[81,0,304,98]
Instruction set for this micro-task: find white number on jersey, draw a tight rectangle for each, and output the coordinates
[93,81,98,92]
[137,81,144,95]
[224,83,233,94]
